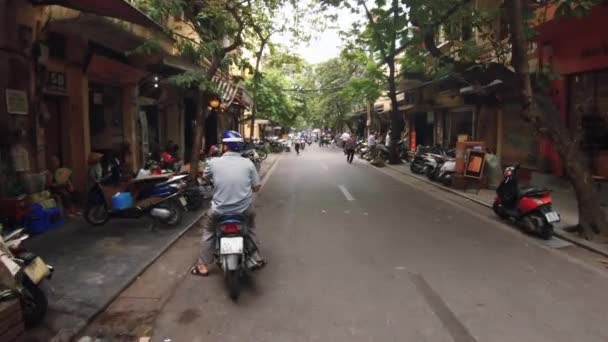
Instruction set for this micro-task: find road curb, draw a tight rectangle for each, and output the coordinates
[383,163,608,259]
[65,152,283,341]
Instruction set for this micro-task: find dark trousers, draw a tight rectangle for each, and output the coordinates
[346,149,355,163]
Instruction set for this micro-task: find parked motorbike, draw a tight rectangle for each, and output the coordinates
[410,146,436,174]
[356,140,369,160]
[493,164,560,240]
[373,144,390,162]
[214,214,256,300]
[396,139,410,162]
[435,157,456,186]
[426,149,456,183]
[410,146,448,174]
[0,228,53,328]
[84,166,188,226]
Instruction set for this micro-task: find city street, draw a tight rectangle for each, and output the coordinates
[81,146,608,342]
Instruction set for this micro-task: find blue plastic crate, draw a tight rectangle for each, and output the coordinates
[27,203,64,234]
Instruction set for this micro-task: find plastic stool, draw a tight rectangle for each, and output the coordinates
[27,204,64,234]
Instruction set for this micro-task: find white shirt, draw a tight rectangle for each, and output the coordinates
[204,152,260,215]
[367,134,376,146]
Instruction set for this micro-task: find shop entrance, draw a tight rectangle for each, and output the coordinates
[89,82,124,154]
[414,112,434,147]
[205,111,219,150]
[44,96,66,166]
[446,110,473,145]
[184,98,196,162]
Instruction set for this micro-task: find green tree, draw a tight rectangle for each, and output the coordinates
[133,0,284,178]
[248,69,299,128]
[322,0,413,163]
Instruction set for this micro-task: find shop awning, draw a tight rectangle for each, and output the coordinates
[158,56,241,107]
[31,0,162,30]
[86,54,148,84]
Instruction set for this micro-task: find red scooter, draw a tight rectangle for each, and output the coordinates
[493,165,560,239]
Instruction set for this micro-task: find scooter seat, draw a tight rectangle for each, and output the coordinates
[519,186,549,198]
[218,214,246,223]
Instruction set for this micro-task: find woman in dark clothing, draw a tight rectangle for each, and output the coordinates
[344,135,357,164]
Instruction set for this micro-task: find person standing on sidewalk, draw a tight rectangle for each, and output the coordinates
[344,135,357,164]
[367,131,377,160]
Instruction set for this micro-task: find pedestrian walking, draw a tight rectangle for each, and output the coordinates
[294,139,301,155]
[344,135,356,164]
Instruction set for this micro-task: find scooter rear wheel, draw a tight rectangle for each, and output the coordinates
[84,203,110,226]
[539,223,554,240]
[226,270,240,300]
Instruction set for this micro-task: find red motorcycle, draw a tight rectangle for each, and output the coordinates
[493,165,560,239]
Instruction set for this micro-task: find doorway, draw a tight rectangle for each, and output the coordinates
[414,112,434,147]
[205,111,219,150]
[44,96,65,165]
[184,98,195,162]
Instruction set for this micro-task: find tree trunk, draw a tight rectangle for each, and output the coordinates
[507,0,607,238]
[366,102,373,137]
[387,57,403,164]
[189,92,210,179]
[387,0,403,164]
[250,38,268,139]
[534,95,606,237]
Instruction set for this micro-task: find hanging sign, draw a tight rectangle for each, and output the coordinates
[6,89,28,115]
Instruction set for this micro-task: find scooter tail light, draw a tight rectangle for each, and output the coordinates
[222,223,240,234]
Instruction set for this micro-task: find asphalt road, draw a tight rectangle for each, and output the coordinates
[144,146,608,342]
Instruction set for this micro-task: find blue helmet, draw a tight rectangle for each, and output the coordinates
[222,130,244,152]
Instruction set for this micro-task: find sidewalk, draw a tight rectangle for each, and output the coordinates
[21,204,207,342]
[20,153,281,342]
[384,162,608,258]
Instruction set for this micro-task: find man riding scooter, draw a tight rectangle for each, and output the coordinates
[191,130,265,276]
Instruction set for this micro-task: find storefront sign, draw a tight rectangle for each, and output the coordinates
[46,71,66,93]
[6,89,28,115]
[464,150,486,179]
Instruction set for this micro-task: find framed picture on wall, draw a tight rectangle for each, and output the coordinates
[6,89,28,115]
[464,150,486,179]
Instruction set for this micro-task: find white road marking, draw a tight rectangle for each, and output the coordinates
[338,185,355,201]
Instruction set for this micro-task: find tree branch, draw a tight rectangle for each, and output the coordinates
[223,4,246,54]
[360,0,376,25]
[412,0,473,66]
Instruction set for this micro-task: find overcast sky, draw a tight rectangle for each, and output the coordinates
[272,2,364,65]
